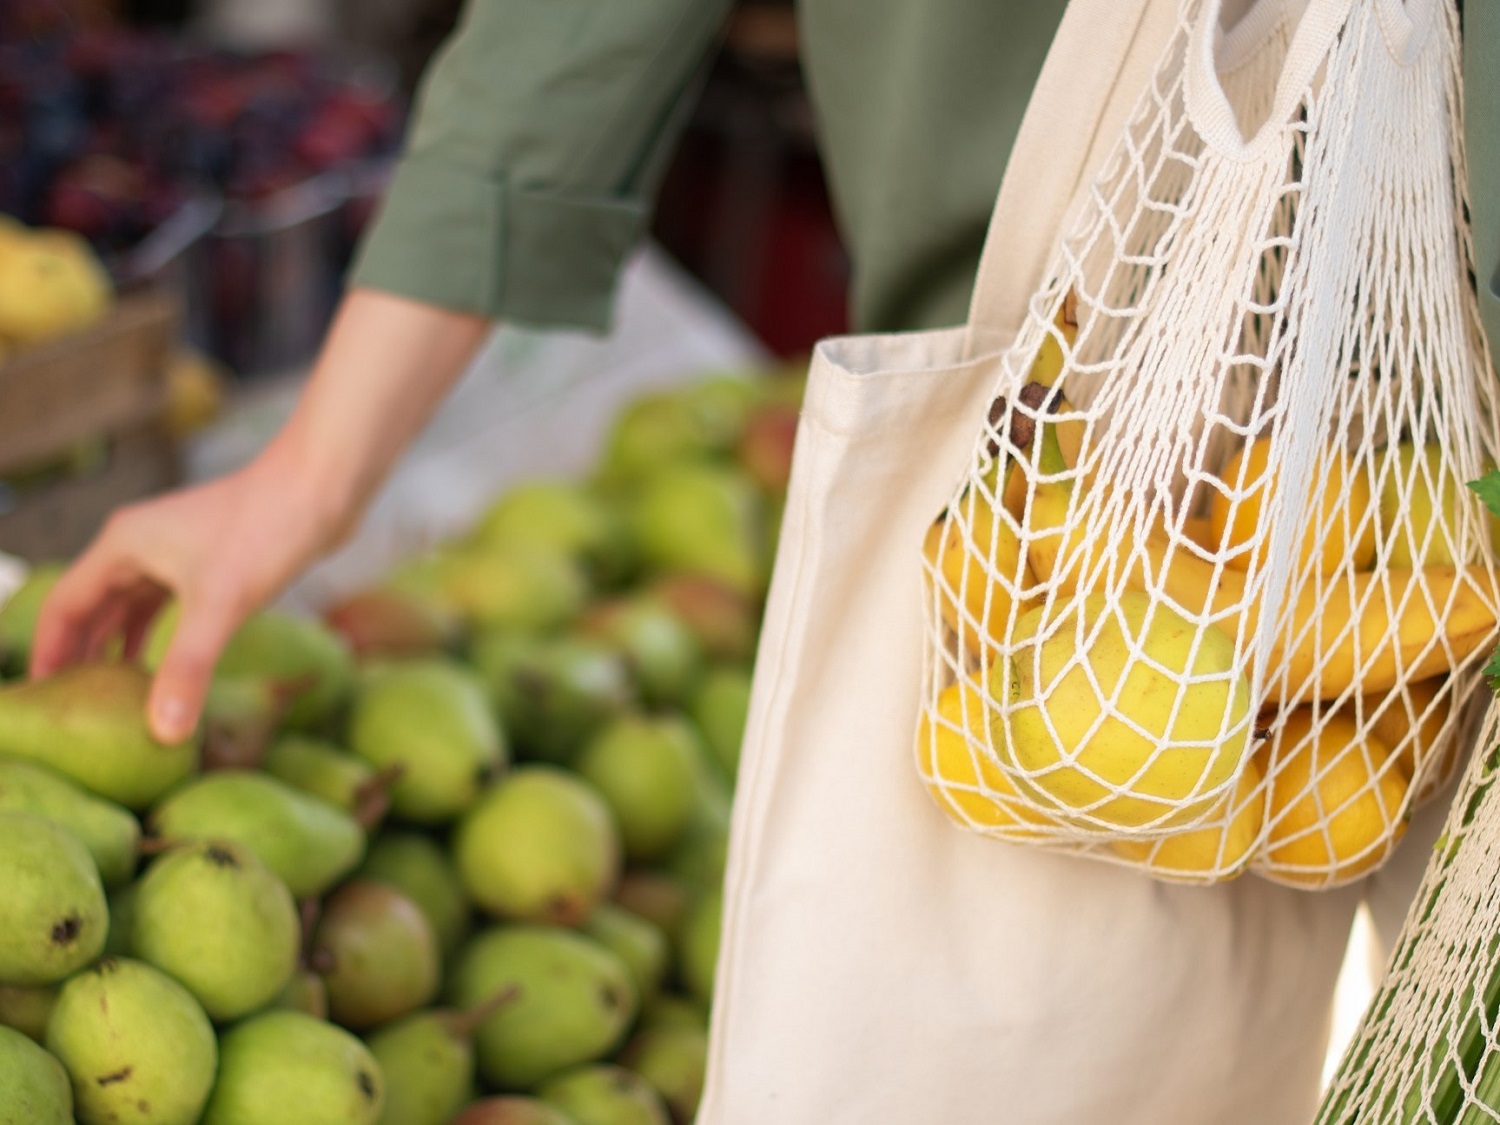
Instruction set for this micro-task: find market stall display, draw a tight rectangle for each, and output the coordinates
[0,365,801,1125]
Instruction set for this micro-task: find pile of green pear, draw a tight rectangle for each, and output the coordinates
[0,370,802,1125]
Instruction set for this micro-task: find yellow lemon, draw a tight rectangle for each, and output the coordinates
[995,589,1252,829]
[918,680,1051,833]
[1259,708,1409,886]
[1361,677,1450,780]
[1110,758,1264,881]
[1209,437,1376,576]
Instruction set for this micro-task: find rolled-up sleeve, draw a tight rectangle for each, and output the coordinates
[1466,2,1500,361]
[350,0,731,331]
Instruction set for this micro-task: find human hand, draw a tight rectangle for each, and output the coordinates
[28,288,490,745]
[29,451,343,744]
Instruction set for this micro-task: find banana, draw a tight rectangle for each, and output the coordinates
[1003,292,1084,519]
[923,477,1034,656]
[1010,383,1500,705]
[1264,567,1498,705]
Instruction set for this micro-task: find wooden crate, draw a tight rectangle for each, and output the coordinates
[0,424,180,561]
[0,292,178,477]
[0,290,183,561]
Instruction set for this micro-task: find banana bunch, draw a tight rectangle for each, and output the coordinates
[919,310,1500,886]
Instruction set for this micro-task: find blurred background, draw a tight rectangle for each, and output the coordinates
[0,0,841,574]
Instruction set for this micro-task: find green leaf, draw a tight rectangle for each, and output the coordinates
[1485,645,1500,694]
[1465,469,1500,520]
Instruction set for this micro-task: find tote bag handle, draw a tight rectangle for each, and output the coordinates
[963,0,1393,353]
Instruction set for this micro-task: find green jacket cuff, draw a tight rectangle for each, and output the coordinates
[349,153,651,332]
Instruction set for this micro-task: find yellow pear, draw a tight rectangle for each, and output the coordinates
[1209,436,1376,576]
[1378,442,1471,568]
[0,229,112,345]
[1110,758,1264,881]
[917,680,1053,834]
[1258,708,1409,887]
[992,589,1252,829]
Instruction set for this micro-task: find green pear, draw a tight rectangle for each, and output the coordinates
[348,658,505,823]
[539,1065,669,1125]
[0,983,56,1042]
[646,575,757,663]
[391,545,587,632]
[451,1097,578,1125]
[311,880,439,1030]
[581,599,701,707]
[574,716,703,863]
[102,882,137,957]
[1380,441,1465,567]
[0,563,63,675]
[367,988,519,1125]
[454,768,620,926]
[323,587,462,660]
[358,831,472,958]
[148,608,354,730]
[148,771,365,898]
[627,464,764,596]
[736,399,800,495]
[46,957,216,1125]
[0,811,107,984]
[612,872,692,941]
[198,675,297,772]
[263,733,397,826]
[447,925,637,1090]
[271,968,329,1019]
[580,904,668,1005]
[471,480,633,587]
[662,769,732,893]
[201,1009,384,1125]
[131,839,299,1022]
[677,891,722,1006]
[0,664,198,810]
[619,1028,708,1125]
[687,666,752,784]
[0,757,140,886]
[0,1023,71,1125]
[597,380,756,486]
[470,633,634,764]
[637,995,708,1034]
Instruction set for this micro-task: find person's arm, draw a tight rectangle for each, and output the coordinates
[31,289,488,741]
[29,0,731,743]
[1464,1,1500,356]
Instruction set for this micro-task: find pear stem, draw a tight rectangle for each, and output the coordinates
[136,836,183,857]
[352,765,405,831]
[445,985,522,1041]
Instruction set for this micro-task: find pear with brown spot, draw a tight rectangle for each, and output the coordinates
[45,957,216,1125]
[0,811,107,985]
[200,1009,383,1125]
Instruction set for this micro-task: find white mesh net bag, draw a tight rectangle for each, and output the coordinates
[917,0,1500,888]
[1317,695,1500,1120]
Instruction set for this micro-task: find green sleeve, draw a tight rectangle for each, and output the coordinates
[1466,1,1500,359]
[349,0,731,331]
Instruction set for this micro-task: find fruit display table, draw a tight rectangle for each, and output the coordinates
[185,244,770,611]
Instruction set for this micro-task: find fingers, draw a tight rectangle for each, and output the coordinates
[147,591,246,744]
[29,526,144,679]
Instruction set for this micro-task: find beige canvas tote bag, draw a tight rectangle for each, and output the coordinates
[689,1,1443,1122]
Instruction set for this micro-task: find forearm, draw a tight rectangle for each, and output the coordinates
[257,287,492,550]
